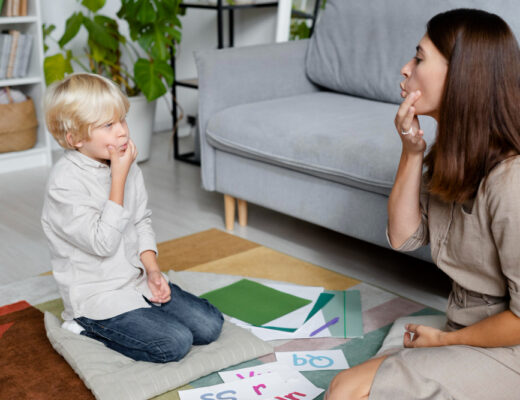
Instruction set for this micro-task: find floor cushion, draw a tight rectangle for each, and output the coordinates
[45,313,273,400]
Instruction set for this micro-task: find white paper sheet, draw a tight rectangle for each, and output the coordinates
[275,350,350,371]
[178,372,324,400]
[231,311,332,341]
[218,361,301,383]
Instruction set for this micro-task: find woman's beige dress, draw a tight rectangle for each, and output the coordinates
[370,157,520,400]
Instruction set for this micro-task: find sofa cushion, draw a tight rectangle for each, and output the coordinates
[306,0,520,104]
[205,92,436,196]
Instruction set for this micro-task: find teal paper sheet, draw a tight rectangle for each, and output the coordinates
[321,290,363,338]
[262,292,336,332]
[305,292,335,322]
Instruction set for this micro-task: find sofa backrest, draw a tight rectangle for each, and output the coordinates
[306,0,520,105]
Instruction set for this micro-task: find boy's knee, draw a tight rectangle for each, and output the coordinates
[150,330,193,363]
[194,311,223,345]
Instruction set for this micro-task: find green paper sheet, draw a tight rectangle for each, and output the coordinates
[200,279,312,326]
[322,290,363,338]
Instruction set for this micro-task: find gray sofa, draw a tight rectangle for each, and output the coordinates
[195,0,519,263]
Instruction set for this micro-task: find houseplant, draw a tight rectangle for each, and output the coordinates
[43,0,183,161]
[289,0,326,40]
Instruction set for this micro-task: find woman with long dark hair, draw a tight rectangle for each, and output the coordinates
[326,8,520,399]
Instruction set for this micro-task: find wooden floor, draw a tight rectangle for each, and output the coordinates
[0,131,450,310]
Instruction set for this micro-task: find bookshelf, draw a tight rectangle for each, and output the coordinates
[0,0,52,174]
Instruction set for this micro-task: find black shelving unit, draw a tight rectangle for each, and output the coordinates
[171,0,322,165]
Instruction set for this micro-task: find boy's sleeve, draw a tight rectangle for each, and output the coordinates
[45,179,131,257]
[133,166,157,256]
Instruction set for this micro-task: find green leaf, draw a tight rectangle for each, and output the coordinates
[154,59,174,85]
[89,38,118,65]
[42,23,56,38]
[136,0,156,24]
[81,0,106,13]
[134,58,167,101]
[94,15,126,43]
[43,53,73,85]
[42,23,56,54]
[155,0,179,15]
[137,23,170,61]
[58,12,84,48]
[166,26,181,44]
[83,16,119,50]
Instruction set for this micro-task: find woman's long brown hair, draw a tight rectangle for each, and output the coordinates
[423,9,520,203]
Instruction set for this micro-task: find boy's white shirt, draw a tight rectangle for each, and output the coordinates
[41,150,161,321]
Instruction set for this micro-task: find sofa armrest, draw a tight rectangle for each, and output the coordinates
[195,39,319,191]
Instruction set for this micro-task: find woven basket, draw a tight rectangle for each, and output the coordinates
[0,88,38,153]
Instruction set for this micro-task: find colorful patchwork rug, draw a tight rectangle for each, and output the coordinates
[0,229,443,399]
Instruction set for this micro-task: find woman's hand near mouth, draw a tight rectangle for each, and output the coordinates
[394,90,427,155]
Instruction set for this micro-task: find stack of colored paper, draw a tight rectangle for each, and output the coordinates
[200,279,363,340]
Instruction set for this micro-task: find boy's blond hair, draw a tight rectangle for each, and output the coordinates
[44,73,130,149]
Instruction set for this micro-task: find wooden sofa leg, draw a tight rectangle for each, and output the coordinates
[224,194,236,231]
[237,199,248,227]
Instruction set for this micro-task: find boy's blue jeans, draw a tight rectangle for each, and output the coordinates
[75,283,224,363]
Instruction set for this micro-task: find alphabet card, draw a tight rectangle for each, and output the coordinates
[275,350,349,371]
[219,361,301,383]
[178,371,323,400]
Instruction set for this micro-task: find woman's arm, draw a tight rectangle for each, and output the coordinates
[446,310,520,347]
[387,151,424,248]
[387,90,427,248]
[405,310,520,348]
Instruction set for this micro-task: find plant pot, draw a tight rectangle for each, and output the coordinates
[127,95,157,163]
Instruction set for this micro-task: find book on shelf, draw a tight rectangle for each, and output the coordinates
[0,0,28,16]
[20,0,26,16]
[5,29,19,78]
[17,33,32,77]
[0,34,12,79]
[0,30,33,79]
[12,0,19,16]
[11,32,24,77]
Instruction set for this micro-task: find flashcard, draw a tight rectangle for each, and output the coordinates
[275,349,349,371]
[178,372,324,400]
[219,361,301,383]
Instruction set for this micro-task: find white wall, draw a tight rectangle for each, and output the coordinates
[41,1,278,134]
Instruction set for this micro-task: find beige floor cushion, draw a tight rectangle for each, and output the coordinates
[45,312,273,400]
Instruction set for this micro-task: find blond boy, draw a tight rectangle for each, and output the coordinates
[41,73,222,362]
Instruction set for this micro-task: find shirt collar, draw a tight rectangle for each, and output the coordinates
[64,150,110,171]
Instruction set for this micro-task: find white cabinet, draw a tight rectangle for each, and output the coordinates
[0,0,52,173]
